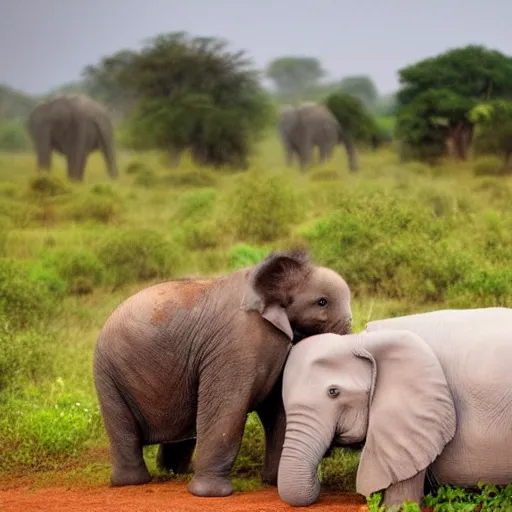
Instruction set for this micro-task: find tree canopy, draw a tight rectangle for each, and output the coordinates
[95,32,272,168]
[266,56,325,99]
[395,45,512,162]
[324,90,382,148]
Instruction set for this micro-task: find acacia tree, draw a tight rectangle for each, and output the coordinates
[266,56,325,100]
[395,45,512,162]
[94,32,272,168]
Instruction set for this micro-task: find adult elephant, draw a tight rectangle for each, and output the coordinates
[93,250,352,498]
[277,307,512,509]
[26,94,118,182]
[277,102,358,172]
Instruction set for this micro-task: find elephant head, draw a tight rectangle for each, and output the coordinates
[243,250,353,342]
[277,330,456,506]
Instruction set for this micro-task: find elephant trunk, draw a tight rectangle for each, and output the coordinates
[278,411,334,507]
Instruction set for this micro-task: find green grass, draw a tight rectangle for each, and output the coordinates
[0,137,511,500]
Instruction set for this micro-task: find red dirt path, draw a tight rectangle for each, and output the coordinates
[0,480,368,512]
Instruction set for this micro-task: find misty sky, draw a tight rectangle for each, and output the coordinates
[1,0,511,96]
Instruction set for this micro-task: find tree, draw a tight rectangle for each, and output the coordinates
[110,32,271,168]
[324,91,382,150]
[338,75,378,109]
[469,100,512,166]
[266,56,325,99]
[81,50,138,121]
[396,45,512,162]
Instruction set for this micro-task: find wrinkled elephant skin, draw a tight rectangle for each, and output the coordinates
[93,250,352,498]
[278,307,512,508]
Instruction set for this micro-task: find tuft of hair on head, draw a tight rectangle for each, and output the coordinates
[251,249,311,306]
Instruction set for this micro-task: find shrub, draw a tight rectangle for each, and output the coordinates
[38,248,106,295]
[133,169,159,188]
[0,121,31,151]
[230,170,302,243]
[179,220,222,250]
[0,258,65,330]
[300,190,477,302]
[231,413,264,478]
[67,194,121,223]
[162,169,218,188]
[228,244,271,271]
[97,228,180,288]
[472,155,507,176]
[28,174,72,199]
[0,197,42,228]
[174,189,217,221]
[124,160,151,175]
[0,327,54,392]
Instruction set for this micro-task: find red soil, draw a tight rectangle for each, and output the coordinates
[0,479,368,512]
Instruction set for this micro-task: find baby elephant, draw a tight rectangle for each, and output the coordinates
[277,307,512,508]
[93,250,352,498]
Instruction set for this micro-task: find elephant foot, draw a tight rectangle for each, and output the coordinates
[110,466,152,487]
[187,475,233,497]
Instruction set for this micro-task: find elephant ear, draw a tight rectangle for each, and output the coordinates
[243,250,311,340]
[349,330,456,497]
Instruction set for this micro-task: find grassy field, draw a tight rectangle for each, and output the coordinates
[0,133,511,493]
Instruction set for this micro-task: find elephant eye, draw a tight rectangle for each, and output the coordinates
[317,297,328,307]
[327,387,340,398]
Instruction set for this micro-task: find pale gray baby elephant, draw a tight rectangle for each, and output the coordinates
[277,307,512,508]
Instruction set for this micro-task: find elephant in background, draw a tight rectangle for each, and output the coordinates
[277,307,512,508]
[27,94,118,182]
[277,102,359,172]
[93,250,353,498]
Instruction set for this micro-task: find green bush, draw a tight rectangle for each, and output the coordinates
[179,220,222,250]
[228,244,271,271]
[67,194,121,223]
[0,327,54,392]
[38,248,106,295]
[174,189,217,221]
[0,197,42,228]
[124,160,151,175]
[97,228,180,288]
[0,258,65,330]
[133,169,159,188]
[162,169,219,188]
[28,174,72,199]
[473,155,507,176]
[0,121,31,151]
[301,190,477,302]
[230,171,302,243]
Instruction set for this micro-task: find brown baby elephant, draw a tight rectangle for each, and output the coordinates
[93,250,352,498]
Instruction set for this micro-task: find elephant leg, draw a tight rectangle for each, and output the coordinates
[256,376,286,486]
[298,143,313,172]
[94,374,151,487]
[187,377,251,497]
[34,129,52,170]
[383,469,426,509]
[283,142,294,166]
[156,439,196,474]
